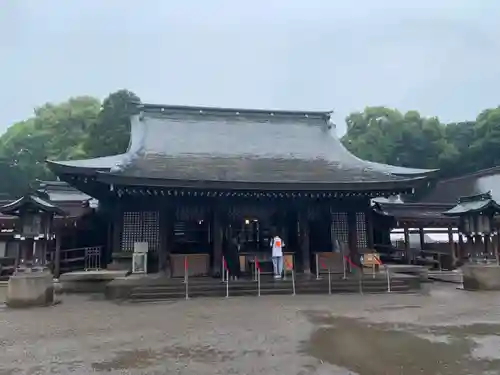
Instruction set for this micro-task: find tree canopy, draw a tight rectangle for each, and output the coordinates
[341,106,500,178]
[0,90,499,197]
[0,89,139,197]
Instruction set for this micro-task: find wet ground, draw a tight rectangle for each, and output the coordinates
[1,284,500,374]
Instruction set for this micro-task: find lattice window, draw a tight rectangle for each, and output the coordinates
[121,211,160,252]
[332,212,349,245]
[356,212,368,249]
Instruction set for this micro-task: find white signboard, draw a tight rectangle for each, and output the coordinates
[132,253,148,274]
[134,242,149,253]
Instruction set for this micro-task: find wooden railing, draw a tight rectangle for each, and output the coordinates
[59,246,103,274]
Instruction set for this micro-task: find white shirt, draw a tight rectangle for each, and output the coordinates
[270,236,285,257]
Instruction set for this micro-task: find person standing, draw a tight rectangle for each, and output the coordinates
[270,234,285,279]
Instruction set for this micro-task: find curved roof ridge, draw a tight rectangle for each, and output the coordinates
[436,166,500,184]
[139,103,333,120]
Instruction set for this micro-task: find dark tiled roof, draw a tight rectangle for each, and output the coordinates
[48,104,437,190]
[0,182,93,225]
[373,202,458,224]
[0,194,65,216]
[443,192,500,216]
[37,180,91,202]
[421,167,500,204]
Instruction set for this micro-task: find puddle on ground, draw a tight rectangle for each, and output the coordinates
[471,336,500,360]
[301,312,500,375]
[91,344,235,371]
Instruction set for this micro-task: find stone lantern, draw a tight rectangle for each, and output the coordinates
[0,193,65,307]
[444,192,500,290]
[444,192,499,264]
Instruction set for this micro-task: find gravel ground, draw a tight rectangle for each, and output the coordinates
[1,284,500,374]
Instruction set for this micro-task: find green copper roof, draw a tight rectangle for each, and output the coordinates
[443,192,500,216]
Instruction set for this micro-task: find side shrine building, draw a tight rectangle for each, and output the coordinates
[47,103,436,276]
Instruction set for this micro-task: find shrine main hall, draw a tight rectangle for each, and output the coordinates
[47,103,436,276]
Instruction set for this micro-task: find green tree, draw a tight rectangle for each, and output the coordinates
[342,107,451,170]
[84,89,140,158]
[0,97,101,196]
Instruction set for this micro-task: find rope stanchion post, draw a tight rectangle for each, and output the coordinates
[291,266,296,296]
[328,264,332,295]
[184,255,189,300]
[221,256,226,283]
[223,257,229,298]
[372,260,376,279]
[254,256,258,281]
[386,265,391,293]
[256,257,261,297]
[342,255,347,280]
[283,257,287,281]
[358,268,363,295]
[316,253,320,280]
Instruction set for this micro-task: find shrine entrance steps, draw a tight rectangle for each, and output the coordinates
[105,274,420,302]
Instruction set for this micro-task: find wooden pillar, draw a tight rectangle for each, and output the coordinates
[158,206,174,275]
[54,229,62,278]
[347,211,358,265]
[366,209,374,249]
[112,204,123,254]
[403,224,410,264]
[496,233,500,265]
[419,228,425,251]
[448,226,456,266]
[459,234,465,261]
[485,234,490,262]
[299,211,311,274]
[211,205,223,275]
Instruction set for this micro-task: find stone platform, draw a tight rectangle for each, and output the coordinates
[6,272,54,308]
[462,264,500,290]
[60,270,129,293]
[384,264,429,282]
[105,272,421,302]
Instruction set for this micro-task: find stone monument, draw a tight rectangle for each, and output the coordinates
[0,192,65,307]
[444,192,500,290]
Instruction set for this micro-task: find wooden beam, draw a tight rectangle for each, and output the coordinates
[211,205,223,276]
[403,225,410,264]
[54,230,62,278]
[348,211,358,265]
[299,211,311,274]
[448,226,456,266]
[419,228,425,251]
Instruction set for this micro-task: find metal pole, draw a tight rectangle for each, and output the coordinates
[386,265,391,293]
[358,270,363,295]
[222,256,226,283]
[292,269,296,296]
[343,255,347,280]
[257,268,261,297]
[254,256,257,281]
[316,253,320,280]
[185,256,189,300]
[226,269,229,298]
[496,235,500,266]
[328,266,331,295]
[372,261,375,279]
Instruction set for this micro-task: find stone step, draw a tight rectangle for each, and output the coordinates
[130,281,405,295]
[128,287,412,301]
[128,281,411,301]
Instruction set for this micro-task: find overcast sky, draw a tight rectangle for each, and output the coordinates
[1,0,500,134]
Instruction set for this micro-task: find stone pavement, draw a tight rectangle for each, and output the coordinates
[0,284,500,374]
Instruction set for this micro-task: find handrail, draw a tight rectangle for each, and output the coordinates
[184,255,189,300]
[344,255,363,294]
[283,255,295,296]
[223,256,229,297]
[255,256,261,296]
